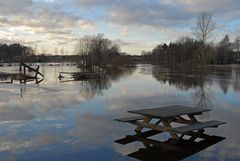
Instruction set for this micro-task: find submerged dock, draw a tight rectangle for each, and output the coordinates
[59,71,104,80]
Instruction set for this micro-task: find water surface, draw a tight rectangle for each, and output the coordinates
[0,64,239,161]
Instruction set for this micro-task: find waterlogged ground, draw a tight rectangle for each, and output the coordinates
[0,63,239,161]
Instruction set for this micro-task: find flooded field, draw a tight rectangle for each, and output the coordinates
[0,63,239,161]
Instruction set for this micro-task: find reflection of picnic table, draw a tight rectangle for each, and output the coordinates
[127,135,225,161]
[115,105,226,148]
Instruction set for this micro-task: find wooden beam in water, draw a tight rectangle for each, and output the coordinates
[20,63,44,78]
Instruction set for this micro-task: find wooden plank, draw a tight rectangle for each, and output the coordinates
[114,116,145,122]
[130,120,172,132]
[173,117,199,124]
[114,130,162,145]
[60,72,102,75]
[172,120,226,134]
[128,105,210,119]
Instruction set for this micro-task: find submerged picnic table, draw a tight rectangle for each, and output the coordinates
[115,105,226,147]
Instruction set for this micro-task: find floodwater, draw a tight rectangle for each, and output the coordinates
[0,63,239,161]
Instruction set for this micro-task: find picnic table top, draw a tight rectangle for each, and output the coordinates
[128,105,210,119]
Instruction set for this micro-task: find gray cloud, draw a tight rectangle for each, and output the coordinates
[74,0,193,28]
[0,0,32,15]
[107,1,193,28]
[0,0,94,49]
[113,39,132,46]
[74,0,240,29]
[74,0,116,8]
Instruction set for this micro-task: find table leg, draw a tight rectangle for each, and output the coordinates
[162,120,179,139]
[187,114,205,141]
[188,114,198,122]
[189,129,204,141]
[134,116,152,148]
[134,116,151,133]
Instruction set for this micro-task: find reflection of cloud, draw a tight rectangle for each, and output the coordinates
[113,143,141,156]
[0,132,62,153]
[68,113,119,148]
[0,90,87,122]
[0,108,34,122]
[32,133,62,147]
[197,102,240,160]
[198,140,240,160]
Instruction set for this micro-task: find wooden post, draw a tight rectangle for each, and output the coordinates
[20,63,22,73]
[35,66,40,78]
[23,66,26,75]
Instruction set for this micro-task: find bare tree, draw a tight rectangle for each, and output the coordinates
[60,48,64,55]
[75,33,121,68]
[194,12,216,43]
[54,47,58,55]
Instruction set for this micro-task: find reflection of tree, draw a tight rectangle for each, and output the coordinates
[80,79,110,99]
[232,67,240,92]
[193,85,213,108]
[212,66,231,94]
[79,66,136,99]
[151,67,207,91]
[151,67,220,108]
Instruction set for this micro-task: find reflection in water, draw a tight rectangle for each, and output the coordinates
[193,86,213,108]
[1,65,136,98]
[127,135,225,161]
[0,63,44,85]
[150,66,240,108]
[60,67,136,99]
[0,64,239,161]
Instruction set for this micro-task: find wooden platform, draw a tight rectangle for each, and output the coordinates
[59,71,103,80]
[0,63,44,84]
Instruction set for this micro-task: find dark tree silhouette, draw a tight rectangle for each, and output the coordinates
[75,33,125,70]
[0,43,34,62]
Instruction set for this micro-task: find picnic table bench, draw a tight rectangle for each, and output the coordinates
[115,105,226,147]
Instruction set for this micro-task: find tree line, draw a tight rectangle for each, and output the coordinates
[0,43,34,62]
[142,34,240,66]
[141,12,240,66]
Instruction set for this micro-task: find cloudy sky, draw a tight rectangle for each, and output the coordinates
[0,0,240,55]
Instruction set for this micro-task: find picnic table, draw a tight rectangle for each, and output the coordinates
[115,105,226,148]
